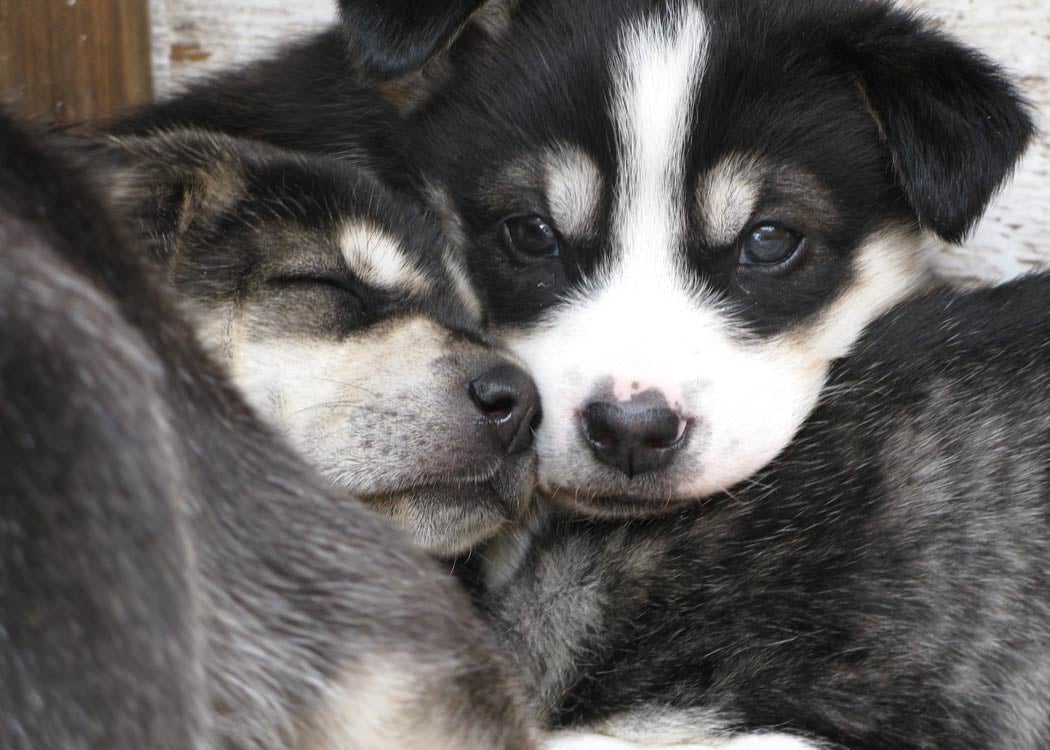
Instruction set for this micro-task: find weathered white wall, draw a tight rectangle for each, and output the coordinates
[150,0,1049,284]
[148,0,335,94]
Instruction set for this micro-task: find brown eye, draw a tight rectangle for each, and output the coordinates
[739,223,805,267]
[502,215,560,260]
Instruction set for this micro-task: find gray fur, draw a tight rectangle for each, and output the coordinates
[0,113,540,749]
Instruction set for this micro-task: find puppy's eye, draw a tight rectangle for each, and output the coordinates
[739,224,805,268]
[502,215,560,260]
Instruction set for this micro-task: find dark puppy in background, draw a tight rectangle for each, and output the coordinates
[0,112,541,750]
[97,129,539,556]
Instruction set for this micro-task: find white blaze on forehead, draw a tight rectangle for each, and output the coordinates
[546,145,604,239]
[611,1,710,286]
[700,153,764,247]
[340,221,431,294]
[521,2,714,404]
[503,2,717,407]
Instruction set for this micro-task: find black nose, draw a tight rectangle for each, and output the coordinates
[469,363,540,455]
[581,399,687,478]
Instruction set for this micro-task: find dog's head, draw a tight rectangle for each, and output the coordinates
[344,0,1034,515]
[98,130,539,555]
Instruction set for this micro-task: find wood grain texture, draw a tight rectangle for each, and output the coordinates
[150,0,1049,284]
[0,0,152,125]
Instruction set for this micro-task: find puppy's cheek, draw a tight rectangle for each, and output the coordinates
[681,363,825,498]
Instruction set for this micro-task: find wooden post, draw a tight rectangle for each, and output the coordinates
[0,0,152,126]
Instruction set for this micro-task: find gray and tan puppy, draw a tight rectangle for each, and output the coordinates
[100,129,540,557]
[0,112,540,750]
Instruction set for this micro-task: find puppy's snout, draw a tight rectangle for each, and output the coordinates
[469,363,541,455]
[581,398,690,478]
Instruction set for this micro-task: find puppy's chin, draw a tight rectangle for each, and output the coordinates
[358,453,537,557]
[543,487,702,519]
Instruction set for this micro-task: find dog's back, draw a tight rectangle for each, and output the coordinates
[0,111,539,749]
[106,28,411,181]
[0,110,204,749]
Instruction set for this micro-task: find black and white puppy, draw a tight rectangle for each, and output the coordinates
[487,273,1050,749]
[382,0,1036,514]
[0,112,541,750]
[98,129,539,556]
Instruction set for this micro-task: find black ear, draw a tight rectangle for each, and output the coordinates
[338,0,491,81]
[849,6,1035,243]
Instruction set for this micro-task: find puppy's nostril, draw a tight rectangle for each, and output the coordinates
[581,400,690,478]
[468,363,540,455]
[583,420,619,447]
[473,391,514,422]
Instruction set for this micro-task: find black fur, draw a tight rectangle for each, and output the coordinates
[93,1,1046,745]
[845,4,1036,242]
[337,0,490,80]
[110,2,1034,339]
[108,30,409,178]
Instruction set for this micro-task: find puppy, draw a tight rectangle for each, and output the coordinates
[485,273,1050,749]
[97,129,539,556]
[0,112,540,750]
[377,0,1035,514]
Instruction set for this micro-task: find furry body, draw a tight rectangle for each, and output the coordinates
[485,275,1050,748]
[0,112,540,749]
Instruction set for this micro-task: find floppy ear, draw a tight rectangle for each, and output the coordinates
[74,131,244,263]
[338,0,517,111]
[338,0,491,80]
[848,7,1035,243]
